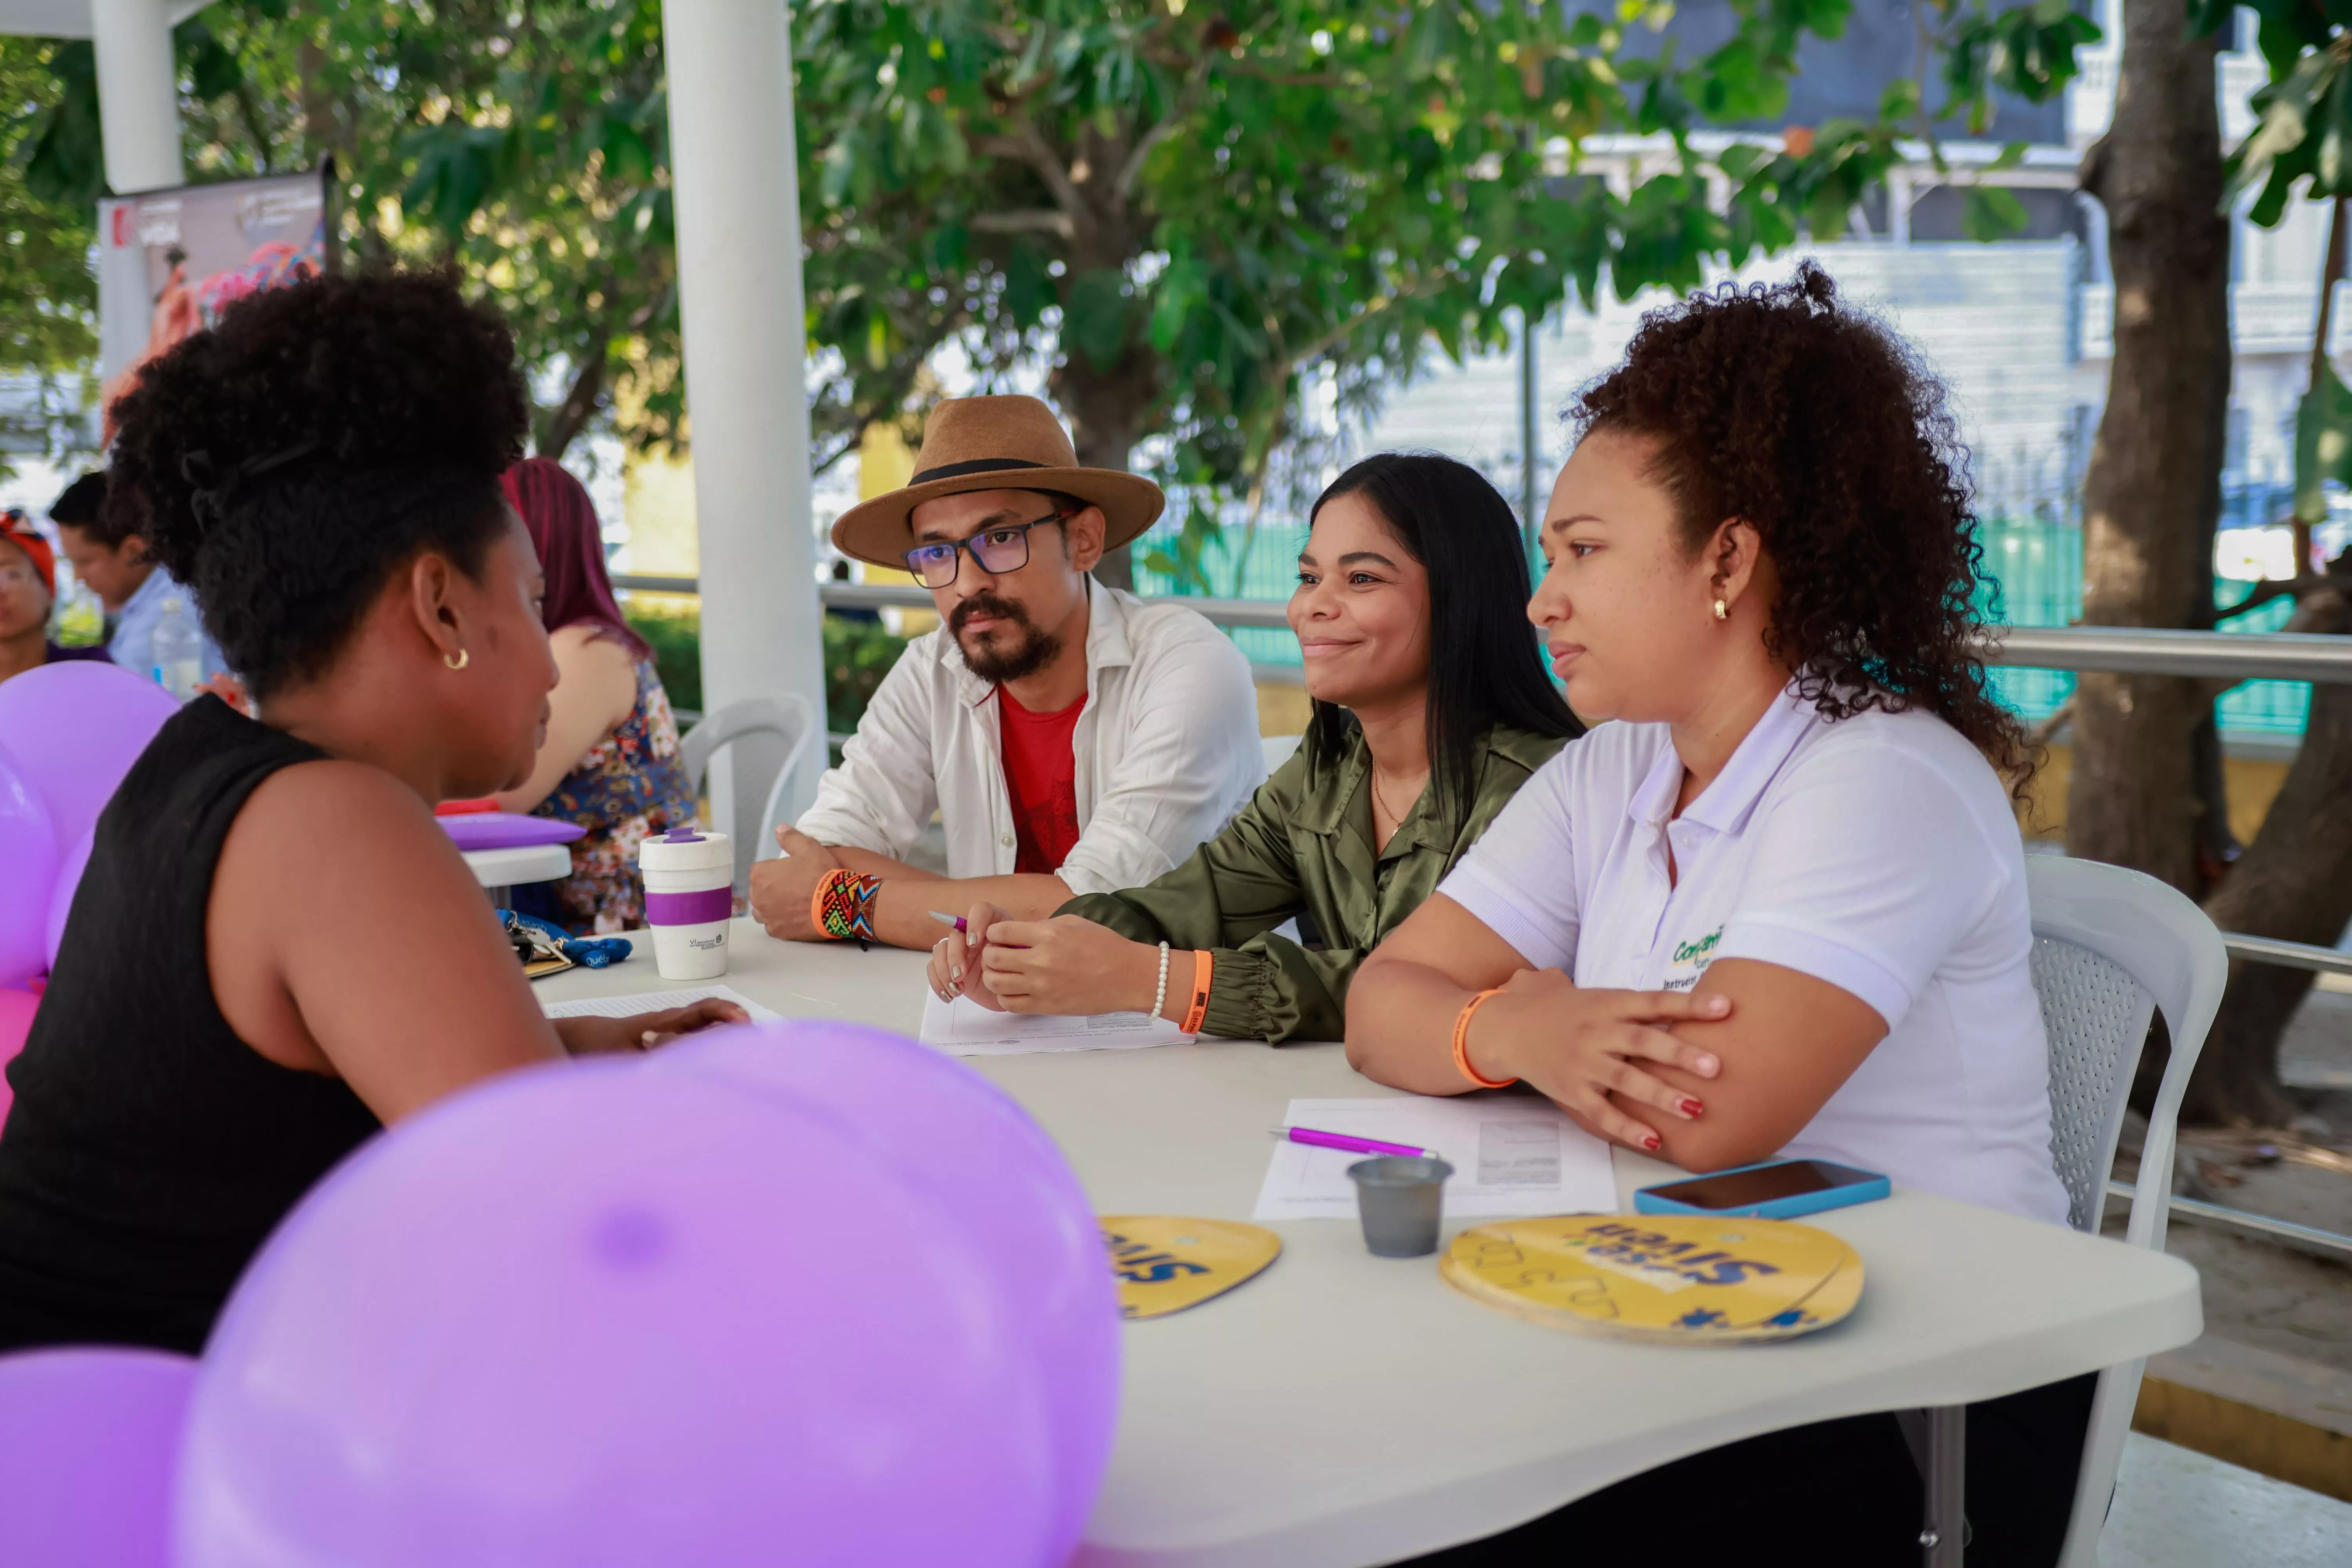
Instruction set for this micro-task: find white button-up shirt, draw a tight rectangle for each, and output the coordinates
[1442,687,2069,1225]
[797,579,1265,897]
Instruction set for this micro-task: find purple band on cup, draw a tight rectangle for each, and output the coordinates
[646,887,732,926]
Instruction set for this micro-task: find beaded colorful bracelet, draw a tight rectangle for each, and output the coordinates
[811,868,881,950]
[1450,987,1516,1089]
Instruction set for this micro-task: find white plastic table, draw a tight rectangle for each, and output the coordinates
[533,922,2203,1568]
[459,843,573,904]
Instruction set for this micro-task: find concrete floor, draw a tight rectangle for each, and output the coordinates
[2102,1434,2352,1567]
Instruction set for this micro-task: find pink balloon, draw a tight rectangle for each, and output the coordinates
[44,822,93,975]
[0,1346,198,1568]
[0,986,35,1129]
[0,737,60,988]
[179,1058,1063,1568]
[0,661,178,852]
[655,1019,1121,1564]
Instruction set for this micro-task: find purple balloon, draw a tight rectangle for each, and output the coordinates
[0,1346,198,1568]
[0,737,60,988]
[0,661,178,854]
[654,1020,1121,1564]
[178,1058,1062,1568]
[44,820,93,975]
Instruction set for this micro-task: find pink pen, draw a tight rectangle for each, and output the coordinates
[1271,1125,1439,1160]
[928,911,968,933]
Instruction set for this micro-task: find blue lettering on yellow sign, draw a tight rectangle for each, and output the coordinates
[1574,1223,1782,1287]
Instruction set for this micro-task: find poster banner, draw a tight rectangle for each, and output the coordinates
[96,167,332,399]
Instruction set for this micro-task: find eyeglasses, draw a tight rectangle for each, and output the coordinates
[902,510,1073,589]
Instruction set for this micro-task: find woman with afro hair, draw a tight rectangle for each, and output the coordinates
[1352,265,2085,1566]
[0,271,742,1355]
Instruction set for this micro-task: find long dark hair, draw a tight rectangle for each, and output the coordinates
[1573,261,2032,793]
[501,457,651,661]
[1303,452,1581,811]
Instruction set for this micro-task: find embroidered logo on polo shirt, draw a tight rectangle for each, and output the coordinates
[1662,925,1724,991]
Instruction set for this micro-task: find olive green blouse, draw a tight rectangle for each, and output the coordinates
[1057,721,1570,1044]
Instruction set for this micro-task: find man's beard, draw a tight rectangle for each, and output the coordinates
[950,592,1063,683]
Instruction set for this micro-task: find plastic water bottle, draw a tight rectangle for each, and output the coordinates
[151,594,205,701]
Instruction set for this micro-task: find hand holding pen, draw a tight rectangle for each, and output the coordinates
[924,903,1011,1011]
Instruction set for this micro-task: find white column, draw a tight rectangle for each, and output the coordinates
[89,0,185,194]
[660,0,827,872]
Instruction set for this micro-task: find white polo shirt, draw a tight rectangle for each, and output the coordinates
[1440,686,2068,1225]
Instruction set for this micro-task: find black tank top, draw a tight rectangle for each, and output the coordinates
[0,697,382,1354]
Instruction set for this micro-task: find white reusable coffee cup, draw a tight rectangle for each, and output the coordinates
[637,828,733,980]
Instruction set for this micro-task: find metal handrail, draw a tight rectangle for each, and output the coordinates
[2106,1180,2352,1260]
[2222,933,2352,978]
[610,575,2352,683]
[1989,624,2352,684]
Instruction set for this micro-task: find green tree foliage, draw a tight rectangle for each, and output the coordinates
[5,0,679,464]
[2205,0,2352,524]
[794,0,2092,583]
[2,0,2091,512]
[0,38,101,466]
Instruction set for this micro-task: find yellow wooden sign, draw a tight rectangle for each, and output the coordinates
[1441,1214,1863,1344]
[1101,1217,1282,1320]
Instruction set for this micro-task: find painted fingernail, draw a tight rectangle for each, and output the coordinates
[1692,1053,1720,1076]
[1679,1097,1704,1119]
[1705,995,1730,1014]
[1642,1133,1662,1152]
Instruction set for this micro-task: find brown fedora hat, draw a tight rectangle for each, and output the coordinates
[829,395,1165,570]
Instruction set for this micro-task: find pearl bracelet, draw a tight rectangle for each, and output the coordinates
[1152,941,1171,1022]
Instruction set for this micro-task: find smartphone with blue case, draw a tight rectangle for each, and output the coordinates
[1634,1158,1890,1220]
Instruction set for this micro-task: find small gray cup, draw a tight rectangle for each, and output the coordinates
[1347,1156,1455,1258]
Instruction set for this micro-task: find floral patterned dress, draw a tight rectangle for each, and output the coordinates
[528,659,698,935]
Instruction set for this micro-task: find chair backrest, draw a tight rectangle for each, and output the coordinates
[2023,854,2227,1250]
[677,695,821,888]
[1261,733,1303,773]
[2030,937,2155,1234]
[2022,854,2228,1568]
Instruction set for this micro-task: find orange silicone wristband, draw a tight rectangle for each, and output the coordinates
[1451,987,1516,1089]
[1178,949,1214,1035]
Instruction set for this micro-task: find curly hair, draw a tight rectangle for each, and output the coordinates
[1573,261,2032,791]
[103,269,529,701]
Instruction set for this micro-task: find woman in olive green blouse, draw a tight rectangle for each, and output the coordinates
[926,452,1581,1042]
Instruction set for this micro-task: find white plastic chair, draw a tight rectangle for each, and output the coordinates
[2022,855,2227,1568]
[677,695,822,890]
[1261,733,1303,773]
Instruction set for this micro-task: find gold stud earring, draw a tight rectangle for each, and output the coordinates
[444,648,470,671]
[1712,598,1728,621]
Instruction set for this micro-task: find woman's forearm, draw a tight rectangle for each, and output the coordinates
[1343,953,1485,1096]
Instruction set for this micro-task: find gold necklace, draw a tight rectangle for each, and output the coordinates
[1370,771,1416,832]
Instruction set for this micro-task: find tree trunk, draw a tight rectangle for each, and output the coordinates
[1040,123,1161,591]
[2192,566,2352,1125]
[2068,0,2232,895]
[1052,347,1157,589]
[538,345,608,461]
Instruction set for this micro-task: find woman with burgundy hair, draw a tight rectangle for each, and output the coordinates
[492,457,696,934]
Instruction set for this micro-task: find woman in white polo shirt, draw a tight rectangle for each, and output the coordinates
[1355,265,2083,1568]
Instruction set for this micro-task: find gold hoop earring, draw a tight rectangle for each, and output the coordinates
[444,648,470,671]
[1712,598,1728,622]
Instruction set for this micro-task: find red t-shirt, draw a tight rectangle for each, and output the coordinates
[998,686,1085,875]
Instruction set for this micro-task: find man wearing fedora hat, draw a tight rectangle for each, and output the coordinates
[750,395,1263,951]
